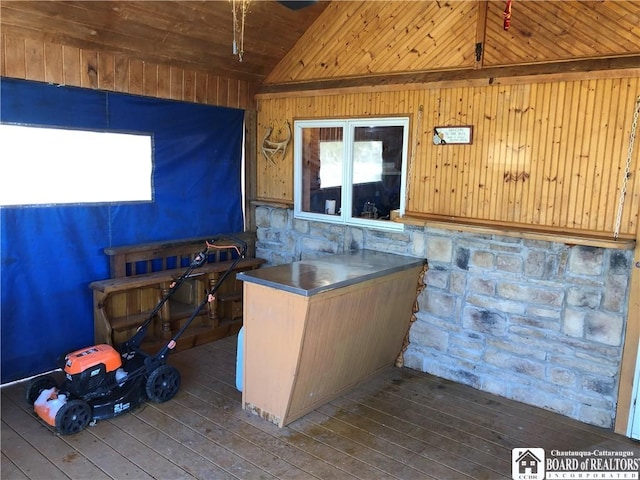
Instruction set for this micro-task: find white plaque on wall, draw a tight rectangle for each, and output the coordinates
[433,126,473,145]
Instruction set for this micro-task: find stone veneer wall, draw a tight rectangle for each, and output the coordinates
[254,205,633,428]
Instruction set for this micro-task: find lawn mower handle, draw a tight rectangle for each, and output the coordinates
[206,234,247,258]
[154,234,248,361]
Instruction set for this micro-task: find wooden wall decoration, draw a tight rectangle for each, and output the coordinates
[261,120,291,164]
[0,34,259,110]
[256,74,640,240]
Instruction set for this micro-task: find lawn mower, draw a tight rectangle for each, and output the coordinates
[25,235,247,435]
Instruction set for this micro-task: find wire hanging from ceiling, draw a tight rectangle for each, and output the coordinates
[230,0,251,62]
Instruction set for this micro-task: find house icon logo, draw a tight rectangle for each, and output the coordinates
[512,448,545,480]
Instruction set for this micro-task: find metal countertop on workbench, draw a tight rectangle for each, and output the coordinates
[236,249,426,297]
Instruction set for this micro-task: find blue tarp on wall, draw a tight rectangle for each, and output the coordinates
[0,78,244,383]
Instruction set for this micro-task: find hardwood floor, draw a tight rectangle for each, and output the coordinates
[2,335,639,479]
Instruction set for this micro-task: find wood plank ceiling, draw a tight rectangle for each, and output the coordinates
[0,0,331,83]
[1,0,639,94]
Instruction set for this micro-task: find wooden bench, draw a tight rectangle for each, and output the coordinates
[90,232,265,352]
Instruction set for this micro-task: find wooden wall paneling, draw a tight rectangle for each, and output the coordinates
[113,54,129,93]
[266,1,478,85]
[538,82,557,228]
[546,82,563,229]
[490,85,506,222]
[618,80,640,233]
[421,3,476,70]
[256,98,294,202]
[228,79,239,109]
[480,85,497,220]
[519,83,535,225]
[424,89,436,214]
[183,69,195,103]
[218,77,229,109]
[143,62,158,98]
[625,81,640,233]
[462,87,476,218]
[483,1,640,67]
[527,82,546,226]
[467,88,482,217]
[358,2,409,75]
[458,92,471,218]
[367,2,429,74]
[442,89,458,216]
[509,83,527,223]
[257,74,640,239]
[97,52,115,91]
[520,83,535,224]
[61,45,81,88]
[169,66,183,101]
[568,80,585,228]
[574,80,596,230]
[206,75,220,106]
[612,1,640,46]
[157,63,171,99]
[556,80,577,229]
[275,2,355,83]
[44,43,63,85]
[605,79,627,233]
[238,80,249,110]
[568,2,636,54]
[194,71,207,104]
[0,35,5,77]
[475,1,488,70]
[461,88,476,217]
[573,79,595,230]
[587,80,608,232]
[81,49,98,89]
[4,35,26,79]
[413,89,434,214]
[128,58,144,95]
[502,85,518,223]
[245,109,258,231]
[407,90,423,210]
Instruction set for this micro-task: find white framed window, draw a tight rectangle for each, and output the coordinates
[294,117,409,231]
[0,123,153,207]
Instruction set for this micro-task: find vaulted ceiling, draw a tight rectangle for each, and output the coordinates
[0,1,330,83]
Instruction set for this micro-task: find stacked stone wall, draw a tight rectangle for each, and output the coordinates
[254,205,633,427]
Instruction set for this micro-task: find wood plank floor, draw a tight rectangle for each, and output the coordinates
[2,335,639,479]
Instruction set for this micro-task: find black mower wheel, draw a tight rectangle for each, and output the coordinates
[145,364,181,403]
[25,375,58,405]
[55,399,91,435]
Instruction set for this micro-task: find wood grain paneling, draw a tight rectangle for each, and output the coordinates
[257,74,640,239]
[1,33,259,110]
[484,0,640,67]
[0,0,330,85]
[265,1,640,88]
[266,1,477,85]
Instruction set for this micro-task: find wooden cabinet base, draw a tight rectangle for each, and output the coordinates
[239,251,426,427]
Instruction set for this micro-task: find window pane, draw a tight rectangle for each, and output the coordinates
[351,126,404,220]
[319,141,342,188]
[353,141,383,184]
[301,127,343,215]
[0,124,152,206]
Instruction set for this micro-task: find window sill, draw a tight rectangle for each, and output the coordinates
[296,211,405,232]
